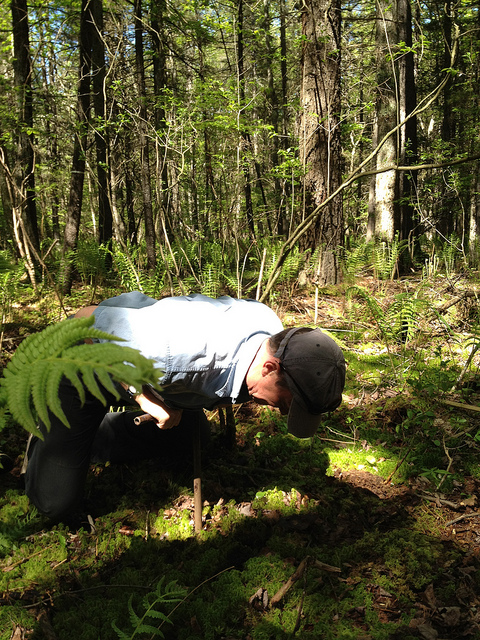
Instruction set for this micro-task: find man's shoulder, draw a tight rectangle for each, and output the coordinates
[98,291,157,309]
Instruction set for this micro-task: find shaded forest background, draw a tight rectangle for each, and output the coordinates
[0,0,479,300]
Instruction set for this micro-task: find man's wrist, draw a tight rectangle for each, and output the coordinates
[125,385,139,401]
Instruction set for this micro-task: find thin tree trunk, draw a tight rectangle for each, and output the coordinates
[374,0,397,241]
[62,0,93,295]
[150,0,170,238]
[396,0,418,250]
[366,118,377,243]
[438,0,456,237]
[91,0,113,253]
[11,0,39,256]
[237,0,255,237]
[134,0,156,271]
[39,16,61,243]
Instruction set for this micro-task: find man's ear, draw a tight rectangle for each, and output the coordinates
[261,357,281,376]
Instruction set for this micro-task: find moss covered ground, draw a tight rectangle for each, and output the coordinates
[1,276,480,639]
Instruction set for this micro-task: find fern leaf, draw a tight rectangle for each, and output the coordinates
[58,362,86,405]
[111,620,131,640]
[144,610,172,621]
[128,594,141,629]
[79,365,108,405]
[32,361,62,428]
[3,370,40,434]
[0,317,161,435]
[134,623,165,637]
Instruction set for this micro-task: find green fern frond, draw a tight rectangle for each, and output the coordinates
[342,242,371,280]
[134,623,167,636]
[128,594,141,629]
[112,576,187,639]
[0,317,161,436]
[202,263,222,298]
[464,335,480,350]
[75,240,109,284]
[346,286,385,321]
[111,620,130,640]
[143,609,171,621]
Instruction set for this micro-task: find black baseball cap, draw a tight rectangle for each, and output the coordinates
[274,327,346,438]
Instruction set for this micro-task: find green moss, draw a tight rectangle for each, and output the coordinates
[0,605,37,640]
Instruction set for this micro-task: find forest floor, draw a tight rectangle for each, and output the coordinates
[1,275,480,639]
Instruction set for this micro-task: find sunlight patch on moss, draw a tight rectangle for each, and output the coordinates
[324,444,407,481]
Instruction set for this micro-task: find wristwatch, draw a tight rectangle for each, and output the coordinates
[125,385,138,401]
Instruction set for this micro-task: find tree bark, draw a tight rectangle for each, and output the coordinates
[134,0,156,271]
[11,0,39,255]
[62,0,93,294]
[395,0,418,245]
[437,0,456,237]
[374,0,417,246]
[90,0,113,251]
[237,0,255,237]
[150,0,171,234]
[374,0,397,241]
[299,0,343,285]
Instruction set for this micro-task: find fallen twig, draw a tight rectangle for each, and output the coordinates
[437,290,478,314]
[270,556,340,607]
[385,447,411,485]
[292,577,307,636]
[436,438,453,491]
[2,544,55,572]
[441,400,480,413]
[415,490,459,510]
[445,511,480,527]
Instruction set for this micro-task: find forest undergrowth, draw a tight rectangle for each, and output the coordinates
[1,270,480,640]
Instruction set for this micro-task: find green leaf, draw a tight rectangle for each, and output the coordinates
[111,620,130,640]
[0,317,162,435]
[128,594,141,628]
[144,609,171,621]
[134,623,165,637]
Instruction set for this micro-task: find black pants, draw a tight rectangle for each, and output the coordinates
[24,379,209,520]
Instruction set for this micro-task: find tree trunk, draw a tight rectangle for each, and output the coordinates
[374,0,397,241]
[279,0,288,144]
[62,0,93,294]
[38,16,61,243]
[237,0,255,237]
[0,169,13,250]
[374,0,417,248]
[437,0,456,237]
[90,0,113,252]
[150,0,170,236]
[11,0,39,255]
[134,0,156,271]
[395,0,418,246]
[299,0,343,285]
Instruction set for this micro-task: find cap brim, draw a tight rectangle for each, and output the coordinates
[287,398,322,438]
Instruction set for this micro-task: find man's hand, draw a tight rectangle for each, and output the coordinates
[73,305,182,429]
[135,393,182,429]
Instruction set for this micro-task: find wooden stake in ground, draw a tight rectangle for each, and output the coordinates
[193,420,202,533]
[132,412,203,532]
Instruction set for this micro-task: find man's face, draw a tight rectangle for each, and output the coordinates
[248,370,293,415]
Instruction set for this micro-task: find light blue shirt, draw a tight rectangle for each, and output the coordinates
[93,292,283,410]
